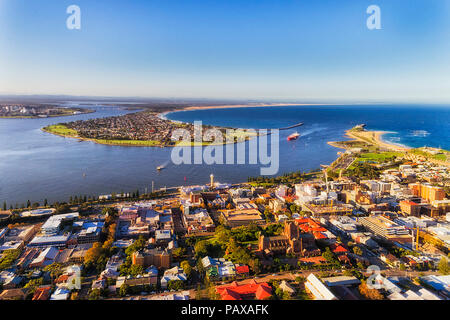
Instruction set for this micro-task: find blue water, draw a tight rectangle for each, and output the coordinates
[0,104,448,205]
[167,104,450,150]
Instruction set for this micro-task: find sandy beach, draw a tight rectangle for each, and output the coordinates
[180,102,336,111]
[346,129,411,152]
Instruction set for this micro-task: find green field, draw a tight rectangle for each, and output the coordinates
[357,152,402,162]
[348,152,402,170]
[409,149,448,161]
[43,124,78,136]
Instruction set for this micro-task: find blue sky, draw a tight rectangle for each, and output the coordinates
[0,0,449,102]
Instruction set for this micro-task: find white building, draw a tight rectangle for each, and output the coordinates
[305,273,337,300]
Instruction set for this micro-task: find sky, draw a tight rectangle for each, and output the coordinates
[0,0,449,102]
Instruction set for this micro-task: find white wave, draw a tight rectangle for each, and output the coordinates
[410,130,430,137]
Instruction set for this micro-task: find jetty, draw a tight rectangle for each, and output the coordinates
[277,122,304,130]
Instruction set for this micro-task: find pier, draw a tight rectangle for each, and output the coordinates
[277,122,304,130]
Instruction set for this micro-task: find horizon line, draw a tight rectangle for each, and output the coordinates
[0,93,450,106]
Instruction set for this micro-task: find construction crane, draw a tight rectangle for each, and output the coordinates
[320,164,329,193]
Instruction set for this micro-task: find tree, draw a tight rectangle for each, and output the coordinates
[180,260,193,278]
[248,258,261,274]
[0,249,22,270]
[44,263,63,280]
[119,284,129,297]
[24,278,44,294]
[438,257,449,275]
[194,240,209,258]
[129,264,144,277]
[172,247,187,261]
[353,246,363,256]
[358,280,384,300]
[89,289,101,300]
[2,201,6,211]
[84,242,103,265]
[168,280,185,291]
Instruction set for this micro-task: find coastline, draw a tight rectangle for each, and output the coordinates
[0,109,95,119]
[43,102,309,148]
[180,102,331,111]
[41,124,258,148]
[328,126,449,168]
[345,129,411,152]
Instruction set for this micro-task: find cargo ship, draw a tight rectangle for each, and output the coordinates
[287,132,300,141]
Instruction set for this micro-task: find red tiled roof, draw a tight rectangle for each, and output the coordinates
[236,265,250,274]
[55,274,69,283]
[331,244,348,253]
[313,232,327,240]
[400,200,419,206]
[255,285,273,300]
[32,286,52,301]
[216,280,272,300]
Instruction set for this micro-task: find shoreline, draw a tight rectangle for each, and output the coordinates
[0,109,95,119]
[43,102,309,148]
[345,129,411,152]
[41,124,259,148]
[328,127,449,168]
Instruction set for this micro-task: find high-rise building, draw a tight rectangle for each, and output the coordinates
[409,183,445,202]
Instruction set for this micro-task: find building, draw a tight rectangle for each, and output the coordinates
[116,273,158,290]
[409,183,445,202]
[50,287,71,300]
[279,280,296,296]
[258,220,319,257]
[32,286,52,301]
[148,291,191,300]
[359,215,413,244]
[73,221,104,244]
[0,240,24,253]
[400,200,421,217]
[41,213,79,235]
[0,271,23,289]
[160,266,188,289]
[215,280,272,300]
[183,208,215,234]
[132,248,171,269]
[28,234,70,248]
[219,209,264,227]
[201,256,236,280]
[29,247,60,268]
[321,276,361,287]
[305,273,337,300]
[0,288,28,300]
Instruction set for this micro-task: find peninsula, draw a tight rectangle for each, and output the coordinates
[42,109,257,147]
[328,125,450,172]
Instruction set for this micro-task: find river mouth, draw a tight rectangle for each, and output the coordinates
[0,103,449,205]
